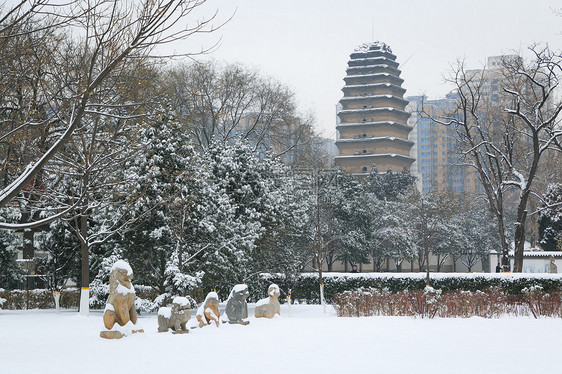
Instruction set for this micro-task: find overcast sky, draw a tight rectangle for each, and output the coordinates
[186,0,562,139]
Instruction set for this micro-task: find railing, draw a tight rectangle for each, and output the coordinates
[0,275,52,290]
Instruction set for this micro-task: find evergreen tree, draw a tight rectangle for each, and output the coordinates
[538,183,562,251]
[0,229,22,287]
[114,118,209,294]
[201,138,305,292]
[35,220,81,291]
[364,165,416,201]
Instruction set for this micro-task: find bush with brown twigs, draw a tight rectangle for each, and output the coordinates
[332,286,562,318]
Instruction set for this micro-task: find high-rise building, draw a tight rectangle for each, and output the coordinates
[407,55,521,194]
[408,94,481,194]
[334,42,414,175]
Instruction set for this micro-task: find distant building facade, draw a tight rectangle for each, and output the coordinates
[407,94,482,194]
[407,55,522,194]
[334,42,414,175]
[231,113,312,166]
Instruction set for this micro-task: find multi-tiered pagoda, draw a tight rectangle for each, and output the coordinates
[334,42,414,175]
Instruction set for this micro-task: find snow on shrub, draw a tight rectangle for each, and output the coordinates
[332,287,562,318]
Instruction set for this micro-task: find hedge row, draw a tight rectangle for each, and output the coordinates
[245,272,562,303]
[0,287,159,310]
[3,273,562,309]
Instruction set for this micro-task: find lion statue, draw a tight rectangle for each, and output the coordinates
[158,296,191,333]
[225,284,249,325]
[254,284,281,319]
[196,291,220,327]
[102,260,137,330]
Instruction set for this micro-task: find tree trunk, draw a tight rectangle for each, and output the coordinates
[513,211,527,273]
[23,228,34,260]
[79,203,89,316]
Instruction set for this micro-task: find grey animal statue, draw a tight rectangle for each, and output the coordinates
[157,296,191,334]
[225,284,250,325]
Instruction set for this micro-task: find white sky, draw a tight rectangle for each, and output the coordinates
[184,0,562,139]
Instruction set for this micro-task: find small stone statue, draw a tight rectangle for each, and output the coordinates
[254,284,281,319]
[157,296,191,334]
[100,260,144,339]
[196,291,221,327]
[550,257,558,274]
[225,284,249,325]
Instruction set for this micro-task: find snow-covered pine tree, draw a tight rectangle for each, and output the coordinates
[114,117,207,295]
[0,228,23,288]
[364,166,416,201]
[200,138,305,293]
[538,183,562,251]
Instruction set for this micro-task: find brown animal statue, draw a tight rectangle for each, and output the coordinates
[196,291,220,327]
[100,260,143,339]
[254,284,281,319]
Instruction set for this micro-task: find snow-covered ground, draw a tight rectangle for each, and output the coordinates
[1,304,560,374]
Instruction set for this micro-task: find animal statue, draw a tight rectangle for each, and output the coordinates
[254,284,281,319]
[157,296,191,333]
[225,284,249,325]
[196,292,220,327]
[102,260,137,330]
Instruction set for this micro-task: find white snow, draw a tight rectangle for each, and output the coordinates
[204,291,219,302]
[116,283,135,295]
[204,307,218,321]
[172,296,190,307]
[104,304,115,312]
[196,303,205,317]
[232,284,248,293]
[158,307,171,319]
[0,305,560,373]
[255,298,269,307]
[269,284,280,296]
[111,260,133,275]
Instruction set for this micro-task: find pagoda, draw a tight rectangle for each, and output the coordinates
[334,42,414,175]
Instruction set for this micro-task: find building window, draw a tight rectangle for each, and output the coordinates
[362,167,367,173]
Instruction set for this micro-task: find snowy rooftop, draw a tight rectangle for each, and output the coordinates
[335,121,412,130]
[342,82,405,91]
[347,64,399,72]
[337,107,409,115]
[354,41,392,54]
[334,153,414,161]
[344,73,403,82]
[336,136,413,145]
[339,94,408,103]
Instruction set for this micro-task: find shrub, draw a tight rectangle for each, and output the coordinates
[246,273,562,304]
[332,286,562,318]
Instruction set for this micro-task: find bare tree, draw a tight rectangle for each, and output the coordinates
[438,46,562,272]
[164,61,314,162]
[0,0,220,220]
